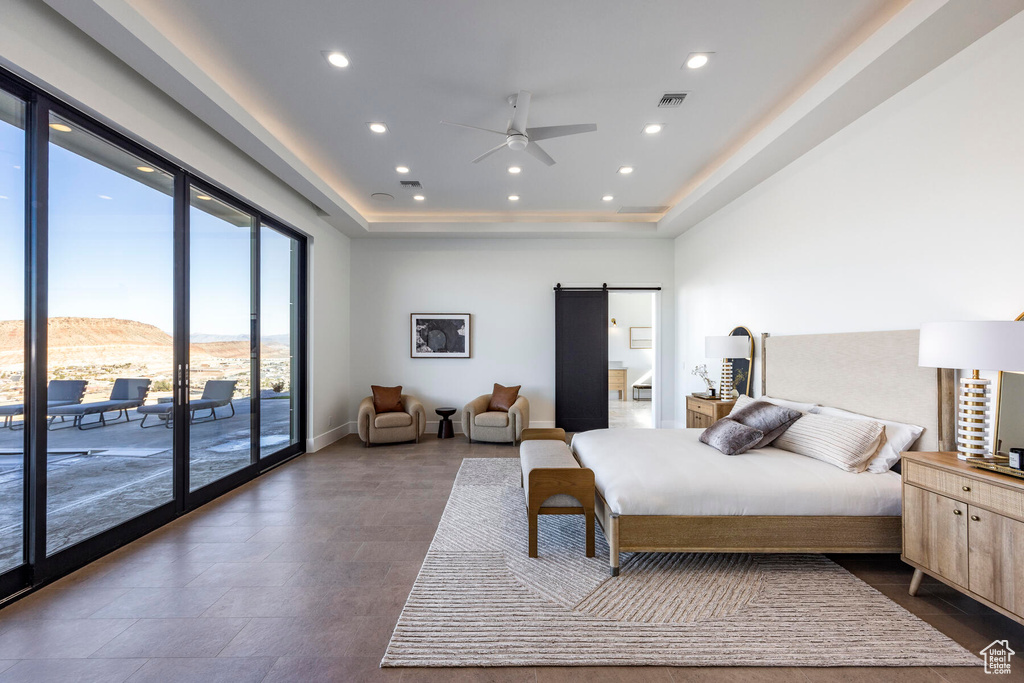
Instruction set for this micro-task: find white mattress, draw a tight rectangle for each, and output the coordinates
[571,428,902,517]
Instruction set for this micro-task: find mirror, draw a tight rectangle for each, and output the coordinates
[729,326,754,397]
[994,311,1024,455]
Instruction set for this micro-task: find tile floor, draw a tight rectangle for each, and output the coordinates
[0,434,1021,682]
[608,399,652,429]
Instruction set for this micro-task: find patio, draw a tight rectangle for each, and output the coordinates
[0,397,294,570]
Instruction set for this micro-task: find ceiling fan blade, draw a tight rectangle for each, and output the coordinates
[524,141,555,166]
[526,123,597,141]
[440,121,508,136]
[471,141,510,164]
[509,90,531,134]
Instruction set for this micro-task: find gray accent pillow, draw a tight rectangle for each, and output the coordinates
[729,400,802,448]
[699,418,764,456]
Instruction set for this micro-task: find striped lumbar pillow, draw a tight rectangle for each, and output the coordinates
[771,413,884,473]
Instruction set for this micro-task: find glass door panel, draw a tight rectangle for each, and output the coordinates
[259,225,300,457]
[0,90,26,572]
[46,113,174,556]
[188,188,254,491]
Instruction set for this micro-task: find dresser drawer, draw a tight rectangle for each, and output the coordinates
[686,397,715,418]
[904,460,1024,523]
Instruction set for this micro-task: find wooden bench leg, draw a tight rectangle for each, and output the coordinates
[609,513,620,576]
[585,506,595,558]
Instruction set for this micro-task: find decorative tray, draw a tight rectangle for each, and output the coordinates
[966,457,1024,481]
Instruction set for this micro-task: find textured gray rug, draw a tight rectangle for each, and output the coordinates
[381,458,980,668]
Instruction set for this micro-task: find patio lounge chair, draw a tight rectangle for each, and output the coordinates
[137,379,237,429]
[0,380,88,430]
[47,378,151,430]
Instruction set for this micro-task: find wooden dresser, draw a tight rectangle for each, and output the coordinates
[608,368,627,400]
[685,396,735,428]
[902,451,1024,625]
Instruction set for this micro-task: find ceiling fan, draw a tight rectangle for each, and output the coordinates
[441,90,596,166]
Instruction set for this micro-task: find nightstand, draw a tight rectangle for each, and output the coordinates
[902,451,1024,625]
[685,395,735,429]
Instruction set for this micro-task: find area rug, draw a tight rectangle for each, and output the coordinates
[381,458,980,667]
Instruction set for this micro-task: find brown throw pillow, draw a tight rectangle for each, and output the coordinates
[728,400,802,448]
[371,385,403,413]
[699,418,764,456]
[488,383,521,412]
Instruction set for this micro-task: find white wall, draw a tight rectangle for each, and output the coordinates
[608,292,654,395]
[0,0,352,451]
[674,11,1024,425]
[350,238,675,430]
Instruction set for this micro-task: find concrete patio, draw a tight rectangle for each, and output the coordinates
[0,398,295,572]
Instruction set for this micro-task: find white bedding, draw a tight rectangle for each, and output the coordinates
[571,428,902,517]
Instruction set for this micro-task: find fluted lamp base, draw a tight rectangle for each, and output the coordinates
[958,371,990,460]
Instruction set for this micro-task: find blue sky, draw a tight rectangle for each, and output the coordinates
[0,116,295,339]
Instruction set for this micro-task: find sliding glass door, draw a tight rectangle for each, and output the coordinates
[188,188,255,492]
[0,67,307,600]
[0,89,26,576]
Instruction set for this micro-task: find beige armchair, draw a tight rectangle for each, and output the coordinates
[462,394,530,445]
[358,394,427,446]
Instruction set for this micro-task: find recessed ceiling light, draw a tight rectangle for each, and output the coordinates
[643,123,663,135]
[49,123,72,133]
[324,51,350,68]
[395,166,410,174]
[413,194,425,201]
[367,122,388,134]
[617,166,634,175]
[136,166,155,173]
[602,195,614,202]
[507,166,521,174]
[196,194,212,201]
[685,52,712,69]
[98,195,112,200]
[508,195,520,201]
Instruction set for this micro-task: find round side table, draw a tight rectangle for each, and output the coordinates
[435,407,457,439]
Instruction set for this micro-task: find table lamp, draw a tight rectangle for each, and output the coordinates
[705,335,750,400]
[919,321,1024,460]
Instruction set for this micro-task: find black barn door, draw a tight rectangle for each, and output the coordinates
[555,288,608,432]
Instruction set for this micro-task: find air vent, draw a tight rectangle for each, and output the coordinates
[657,93,688,108]
[400,180,422,189]
[618,206,670,214]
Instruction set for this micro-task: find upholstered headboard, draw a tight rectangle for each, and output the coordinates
[761,330,955,452]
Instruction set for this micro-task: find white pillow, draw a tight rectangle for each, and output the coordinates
[728,394,755,416]
[762,395,817,414]
[812,406,924,473]
[772,413,885,473]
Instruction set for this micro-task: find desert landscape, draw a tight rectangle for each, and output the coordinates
[0,317,292,407]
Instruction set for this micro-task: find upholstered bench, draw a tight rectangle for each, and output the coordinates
[519,438,595,558]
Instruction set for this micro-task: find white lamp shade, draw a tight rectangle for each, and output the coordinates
[705,335,749,359]
[919,321,1024,371]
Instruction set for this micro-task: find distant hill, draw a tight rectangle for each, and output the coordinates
[0,318,289,371]
[191,333,291,345]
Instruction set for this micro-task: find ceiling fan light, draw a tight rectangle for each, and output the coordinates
[507,134,528,151]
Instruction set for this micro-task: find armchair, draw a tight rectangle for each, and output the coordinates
[462,393,530,445]
[358,394,427,446]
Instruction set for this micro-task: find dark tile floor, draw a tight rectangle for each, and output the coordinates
[0,434,1021,682]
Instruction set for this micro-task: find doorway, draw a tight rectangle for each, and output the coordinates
[608,291,656,429]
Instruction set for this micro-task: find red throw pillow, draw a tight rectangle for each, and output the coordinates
[371,385,403,413]
[488,383,521,412]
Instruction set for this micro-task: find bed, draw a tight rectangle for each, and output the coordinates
[572,329,957,575]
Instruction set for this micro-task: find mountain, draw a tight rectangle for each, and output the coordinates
[0,318,290,371]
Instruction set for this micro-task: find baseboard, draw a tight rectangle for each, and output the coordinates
[307,422,354,452]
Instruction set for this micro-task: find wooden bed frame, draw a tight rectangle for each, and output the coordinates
[587,329,957,575]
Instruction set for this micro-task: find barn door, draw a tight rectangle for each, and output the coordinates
[555,287,608,432]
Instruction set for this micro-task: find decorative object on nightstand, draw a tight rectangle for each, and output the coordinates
[691,363,715,398]
[902,451,1024,625]
[918,321,1024,460]
[685,394,735,429]
[706,335,750,400]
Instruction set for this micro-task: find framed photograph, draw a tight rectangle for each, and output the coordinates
[629,326,653,349]
[410,313,471,358]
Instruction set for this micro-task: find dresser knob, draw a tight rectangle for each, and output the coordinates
[953,509,962,516]
[962,485,971,492]
[971,515,981,521]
